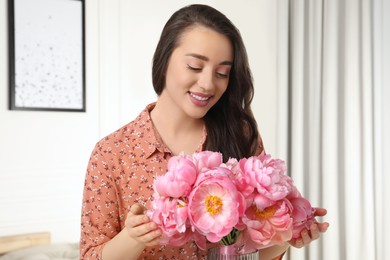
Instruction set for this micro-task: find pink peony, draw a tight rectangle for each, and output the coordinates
[148,196,193,246]
[155,154,197,198]
[192,151,223,172]
[226,158,255,199]
[242,199,293,247]
[290,196,315,238]
[221,157,239,172]
[188,168,246,243]
[239,155,292,210]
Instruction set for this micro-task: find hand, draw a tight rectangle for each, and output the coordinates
[125,203,162,247]
[289,207,329,248]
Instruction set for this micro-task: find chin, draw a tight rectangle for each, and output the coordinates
[184,103,213,119]
[187,109,208,119]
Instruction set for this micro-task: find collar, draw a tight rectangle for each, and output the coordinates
[142,102,207,158]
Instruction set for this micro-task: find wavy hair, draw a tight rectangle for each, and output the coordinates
[152,4,259,161]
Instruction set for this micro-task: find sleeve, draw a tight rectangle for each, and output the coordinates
[79,141,121,259]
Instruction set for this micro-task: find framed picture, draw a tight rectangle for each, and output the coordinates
[8,0,85,112]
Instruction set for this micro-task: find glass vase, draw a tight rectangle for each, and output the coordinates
[207,244,259,260]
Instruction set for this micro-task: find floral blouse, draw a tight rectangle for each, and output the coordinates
[80,103,281,260]
[80,103,208,259]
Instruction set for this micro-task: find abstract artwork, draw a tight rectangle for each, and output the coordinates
[8,0,85,112]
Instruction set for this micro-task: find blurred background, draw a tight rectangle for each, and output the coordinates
[0,1,389,260]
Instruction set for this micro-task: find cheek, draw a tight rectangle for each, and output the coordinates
[166,67,192,88]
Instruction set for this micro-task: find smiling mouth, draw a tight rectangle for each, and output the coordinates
[189,92,211,101]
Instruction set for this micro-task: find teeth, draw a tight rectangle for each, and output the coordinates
[190,93,210,101]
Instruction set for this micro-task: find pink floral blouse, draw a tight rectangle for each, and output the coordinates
[80,103,208,259]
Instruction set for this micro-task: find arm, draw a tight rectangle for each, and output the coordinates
[80,143,162,260]
[101,228,144,259]
[80,145,116,258]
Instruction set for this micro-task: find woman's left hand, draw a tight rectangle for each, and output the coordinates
[289,207,329,248]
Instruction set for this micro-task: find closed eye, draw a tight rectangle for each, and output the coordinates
[216,72,229,78]
[187,64,202,71]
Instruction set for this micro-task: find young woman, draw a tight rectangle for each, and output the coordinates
[80,4,328,259]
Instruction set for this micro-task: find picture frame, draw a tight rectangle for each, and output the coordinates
[8,0,85,112]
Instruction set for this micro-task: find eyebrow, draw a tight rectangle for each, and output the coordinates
[185,53,233,66]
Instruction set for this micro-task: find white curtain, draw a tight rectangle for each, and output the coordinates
[274,0,389,259]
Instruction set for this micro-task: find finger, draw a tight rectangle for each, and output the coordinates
[130,203,146,215]
[293,238,304,248]
[316,222,329,233]
[313,208,327,217]
[309,223,320,240]
[140,228,162,245]
[301,229,311,245]
[145,237,161,247]
[130,219,160,238]
[126,214,150,229]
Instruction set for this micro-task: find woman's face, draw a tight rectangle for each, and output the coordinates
[160,25,233,119]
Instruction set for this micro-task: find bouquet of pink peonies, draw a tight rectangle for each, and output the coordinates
[147,151,315,251]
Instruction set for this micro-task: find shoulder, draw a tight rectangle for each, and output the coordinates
[93,103,156,155]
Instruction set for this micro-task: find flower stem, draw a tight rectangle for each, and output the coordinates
[220,228,242,245]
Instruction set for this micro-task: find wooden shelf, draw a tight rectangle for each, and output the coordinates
[0,232,51,254]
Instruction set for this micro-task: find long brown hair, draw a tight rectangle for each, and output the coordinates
[152,4,259,161]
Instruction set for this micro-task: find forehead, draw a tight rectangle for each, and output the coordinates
[175,25,233,61]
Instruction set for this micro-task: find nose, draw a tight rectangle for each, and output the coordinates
[197,70,215,91]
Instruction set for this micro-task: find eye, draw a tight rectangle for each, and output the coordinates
[187,64,202,72]
[216,72,229,79]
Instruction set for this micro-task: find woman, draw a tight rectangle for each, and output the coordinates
[80,4,328,259]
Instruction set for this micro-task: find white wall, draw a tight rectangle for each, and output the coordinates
[0,0,100,243]
[0,0,280,243]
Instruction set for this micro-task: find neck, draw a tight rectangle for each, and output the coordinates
[151,99,203,133]
[150,100,204,155]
